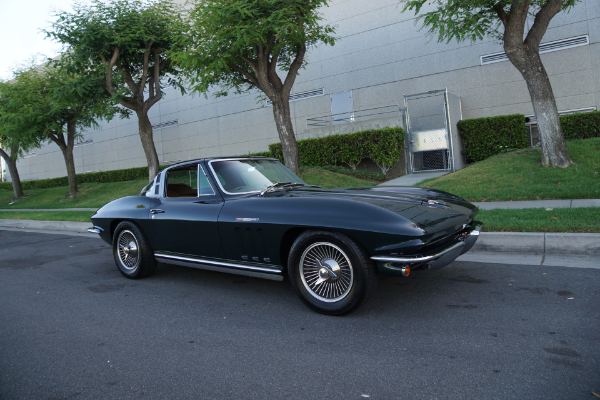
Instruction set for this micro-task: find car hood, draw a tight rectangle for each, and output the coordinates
[287,185,478,236]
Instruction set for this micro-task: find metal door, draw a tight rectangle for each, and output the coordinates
[330,91,354,125]
[404,89,454,173]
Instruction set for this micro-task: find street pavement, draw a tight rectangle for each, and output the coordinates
[1,229,599,400]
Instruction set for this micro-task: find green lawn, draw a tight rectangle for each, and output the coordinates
[301,167,375,188]
[0,179,149,209]
[417,138,600,202]
[478,207,600,233]
[0,168,374,209]
[0,211,95,222]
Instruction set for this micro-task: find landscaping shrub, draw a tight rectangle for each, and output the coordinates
[269,127,405,175]
[0,165,169,191]
[458,114,528,163]
[246,151,273,157]
[561,111,600,140]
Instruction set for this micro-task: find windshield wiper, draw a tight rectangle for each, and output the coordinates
[259,182,321,196]
[260,182,292,196]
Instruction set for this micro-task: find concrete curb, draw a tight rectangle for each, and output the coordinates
[2,219,599,256]
[0,219,90,234]
[473,232,600,256]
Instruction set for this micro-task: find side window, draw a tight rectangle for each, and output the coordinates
[166,166,198,198]
[198,165,215,195]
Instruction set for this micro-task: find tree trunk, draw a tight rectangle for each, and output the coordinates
[519,54,572,168]
[0,142,25,202]
[271,99,301,176]
[505,43,572,168]
[57,121,79,199]
[136,111,160,182]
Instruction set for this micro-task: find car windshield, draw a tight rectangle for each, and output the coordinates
[210,159,307,194]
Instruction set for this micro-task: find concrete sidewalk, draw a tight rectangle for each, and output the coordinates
[474,199,600,210]
[1,219,599,256]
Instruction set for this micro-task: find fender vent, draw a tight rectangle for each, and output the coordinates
[266,88,324,106]
[481,35,589,65]
[152,120,179,130]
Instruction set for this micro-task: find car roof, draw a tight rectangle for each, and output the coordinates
[164,156,278,169]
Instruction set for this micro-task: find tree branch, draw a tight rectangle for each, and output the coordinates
[115,61,141,104]
[265,33,276,54]
[493,2,509,27]
[139,40,155,99]
[47,129,67,150]
[9,141,19,163]
[99,46,120,97]
[0,147,10,163]
[267,42,283,91]
[504,0,530,48]
[231,65,260,89]
[282,44,306,94]
[238,55,259,76]
[525,0,563,50]
[146,49,165,110]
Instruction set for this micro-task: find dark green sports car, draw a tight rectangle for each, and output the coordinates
[88,157,481,315]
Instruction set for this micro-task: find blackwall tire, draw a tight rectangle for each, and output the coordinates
[112,221,157,279]
[288,230,377,315]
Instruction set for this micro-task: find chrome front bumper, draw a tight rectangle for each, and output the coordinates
[371,223,482,272]
[87,226,104,234]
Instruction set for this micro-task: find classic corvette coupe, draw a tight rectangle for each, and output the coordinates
[88,157,482,315]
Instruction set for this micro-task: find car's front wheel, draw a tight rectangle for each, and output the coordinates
[112,221,157,279]
[288,231,377,315]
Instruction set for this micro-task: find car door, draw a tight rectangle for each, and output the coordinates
[150,163,225,259]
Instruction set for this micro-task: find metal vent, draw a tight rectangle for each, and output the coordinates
[152,120,179,129]
[266,88,324,106]
[23,152,36,158]
[481,35,589,65]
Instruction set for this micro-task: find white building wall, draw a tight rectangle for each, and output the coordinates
[10,0,599,181]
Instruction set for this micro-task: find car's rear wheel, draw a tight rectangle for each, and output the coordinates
[288,231,377,315]
[112,221,157,279]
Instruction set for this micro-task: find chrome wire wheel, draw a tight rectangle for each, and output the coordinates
[299,242,354,303]
[117,230,140,271]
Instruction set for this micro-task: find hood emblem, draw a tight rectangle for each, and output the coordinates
[427,200,439,205]
[236,218,259,222]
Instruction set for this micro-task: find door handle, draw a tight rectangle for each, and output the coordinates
[150,209,165,214]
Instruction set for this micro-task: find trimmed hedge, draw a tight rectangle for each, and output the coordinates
[0,165,169,191]
[458,114,528,163]
[268,127,405,175]
[561,111,600,140]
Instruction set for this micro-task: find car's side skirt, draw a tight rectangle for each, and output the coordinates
[154,252,284,281]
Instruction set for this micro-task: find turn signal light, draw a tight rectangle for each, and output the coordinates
[402,265,410,277]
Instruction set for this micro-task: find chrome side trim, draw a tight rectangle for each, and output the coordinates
[154,253,282,274]
[87,226,104,234]
[371,241,465,264]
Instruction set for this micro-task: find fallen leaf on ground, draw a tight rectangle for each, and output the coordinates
[551,217,560,220]
[557,182,562,185]
[591,391,600,398]
[546,208,553,211]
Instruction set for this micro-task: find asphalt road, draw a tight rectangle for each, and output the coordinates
[1,229,599,400]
